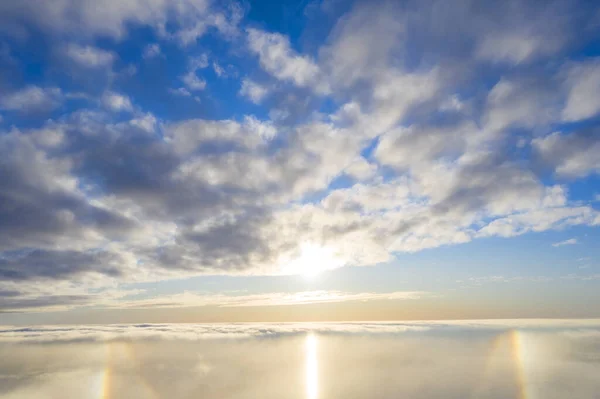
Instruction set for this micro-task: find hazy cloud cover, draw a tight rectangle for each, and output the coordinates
[0,0,600,312]
[0,321,599,398]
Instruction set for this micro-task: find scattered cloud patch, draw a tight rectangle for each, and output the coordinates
[101,91,133,112]
[1,0,600,313]
[0,86,62,113]
[247,28,328,93]
[142,43,161,59]
[553,238,578,247]
[239,78,269,104]
[181,54,209,91]
[533,132,600,178]
[65,44,115,68]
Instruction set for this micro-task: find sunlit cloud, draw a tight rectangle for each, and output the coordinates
[0,0,600,315]
[112,290,427,310]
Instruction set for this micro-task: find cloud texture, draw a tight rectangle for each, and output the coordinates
[0,0,600,311]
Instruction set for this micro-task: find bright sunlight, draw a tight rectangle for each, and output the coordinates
[284,242,346,279]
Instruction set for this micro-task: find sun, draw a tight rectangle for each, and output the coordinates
[285,242,345,279]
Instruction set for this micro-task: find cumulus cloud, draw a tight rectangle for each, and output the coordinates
[0,86,62,113]
[1,0,600,312]
[180,54,209,91]
[0,0,241,42]
[101,91,133,112]
[239,78,269,104]
[247,28,328,93]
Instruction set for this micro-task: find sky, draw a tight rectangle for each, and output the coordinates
[0,0,600,324]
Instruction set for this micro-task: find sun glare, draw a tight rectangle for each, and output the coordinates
[285,242,345,279]
[305,333,318,399]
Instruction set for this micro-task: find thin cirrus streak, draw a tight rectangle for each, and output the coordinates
[106,290,427,310]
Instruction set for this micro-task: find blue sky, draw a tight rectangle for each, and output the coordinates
[0,0,599,322]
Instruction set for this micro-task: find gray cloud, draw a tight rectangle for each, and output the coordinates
[0,131,138,253]
[0,250,124,282]
[533,130,600,178]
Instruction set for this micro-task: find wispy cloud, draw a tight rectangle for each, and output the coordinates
[458,275,554,284]
[65,44,115,68]
[553,238,578,247]
[458,273,600,285]
[113,290,427,310]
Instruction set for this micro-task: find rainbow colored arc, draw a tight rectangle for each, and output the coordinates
[472,329,533,399]
[99,342,161,399]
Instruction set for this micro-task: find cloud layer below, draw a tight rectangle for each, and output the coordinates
[1,321,600,399]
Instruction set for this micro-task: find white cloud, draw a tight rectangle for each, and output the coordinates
[459,275,554,284]
[2,320,600,344]
[2,0,600,313]
[318,2,405,89]
[112,289,427,310]
[483,77,559,134]
[0,86,62,113]
[164,116,275,155]
[562,59,600,121]
[65,44,115,68]
[182,72,206,91]
[343,157,377,180]
[533,132,600,178]
[552,238,578,247]
[0,322,436,343]
[212,62,225,77]
[239,78,269,104]
[101,91,133,112]
[375,123,474,171]
[169,87,192,97]
[189,54,209,69]
[0,0,239,43]
[181,54,209,91]
[478,206,597,238]
[247,28,327,93]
